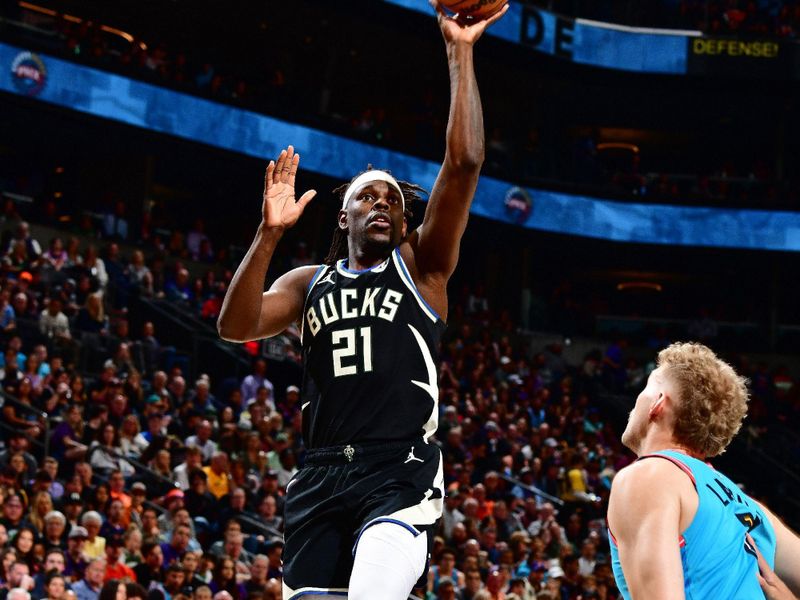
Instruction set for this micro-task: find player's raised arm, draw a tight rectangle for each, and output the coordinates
[217,146,317,343]
[607,460,688,600]
[410,1,508,285]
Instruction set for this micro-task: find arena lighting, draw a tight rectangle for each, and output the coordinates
[597,143,640,154]
[616,282,663,292]
[18,2,147,50]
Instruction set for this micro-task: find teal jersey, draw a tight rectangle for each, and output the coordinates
[610,450,776,599]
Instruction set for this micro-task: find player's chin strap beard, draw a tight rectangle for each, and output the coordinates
[341,170,406,212]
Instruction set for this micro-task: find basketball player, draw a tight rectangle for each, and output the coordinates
[217,2,508,598]
[607,342,800,599]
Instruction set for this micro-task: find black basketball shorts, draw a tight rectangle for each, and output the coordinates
[281,438,444,598]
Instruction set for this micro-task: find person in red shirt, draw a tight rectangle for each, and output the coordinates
[108,471,132,527]
[103,535,136,582]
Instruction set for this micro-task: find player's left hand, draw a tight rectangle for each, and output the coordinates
[748,534,799,600]
[430,0,509,45]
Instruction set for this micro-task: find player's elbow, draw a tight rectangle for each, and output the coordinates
[446,148,485,173]
[217,316,249,343]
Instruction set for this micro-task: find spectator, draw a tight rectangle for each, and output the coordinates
[81,246,108,292]
[39,298,71,341]
[172,448,203,492]
[239,359,272,405]
[183,470,217,522]
[255,496,282,535]
[9,530,35,572]
[6,223,41,259]
[160,564,186,600]
[80,513,106,561]
[207,558,242,600]
[64,527,89,581]
[42,238,68,274]
[0,290,16,335]
[87,425,134,478]
[97,580,125,600]
[132,543,162,590]
[71,559,105,600]
[102,201,129,242]
[99,499,126,540]
[74,294,108,335]
[0,496,31,540]
[125,251,152,297]
[185,422,217,464]
[103,536,134,583]
[160,525,191,567]
[243,555,267,596]
[42,571,67,600]
[1,379,44,438]
[186,220,211,262]
[42,511,68,550]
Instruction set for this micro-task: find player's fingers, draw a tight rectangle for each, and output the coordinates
[297,190,317,210]
[264,161,275,194]
[747,533,769,571]
[282,145,295,183]
[469,2,508,32]
[429,0,450,22]
[274,149,288,184]
[288,153,300,187]
[757,572,769,592]
[483,2,509,28]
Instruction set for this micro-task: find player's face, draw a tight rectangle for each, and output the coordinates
[340,181,406,253]
[622,367,663,454]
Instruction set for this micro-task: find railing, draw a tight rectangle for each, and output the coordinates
[134,295,251,384]
[496,473,565,507]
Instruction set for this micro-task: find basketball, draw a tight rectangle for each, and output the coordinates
[439,0,508,20]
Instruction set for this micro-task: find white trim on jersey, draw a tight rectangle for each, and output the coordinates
[391,248,439,322]
[301,265,329,341]
[282,583,349,600]
[335,257,390,279]
[408,323,439,442]
[386,449,444,525]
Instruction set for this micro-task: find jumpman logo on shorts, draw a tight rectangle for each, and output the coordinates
[404,446,424,464]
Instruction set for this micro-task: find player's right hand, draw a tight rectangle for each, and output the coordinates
[262,145,317,231]
[748,534,799,600]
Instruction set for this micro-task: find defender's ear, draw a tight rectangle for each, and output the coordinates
[338,210,348,231]
[649,392,668,421]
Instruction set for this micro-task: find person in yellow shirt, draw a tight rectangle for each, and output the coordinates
[81,511,106,560]
[202,451,231,499]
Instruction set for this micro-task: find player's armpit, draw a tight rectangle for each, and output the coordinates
[608,460,687,600]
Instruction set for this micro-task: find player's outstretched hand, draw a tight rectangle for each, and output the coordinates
[748,534,799,600]
[262,145,317,231]
[430,0,509,45]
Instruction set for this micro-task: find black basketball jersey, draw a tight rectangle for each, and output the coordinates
[300,247,446,449]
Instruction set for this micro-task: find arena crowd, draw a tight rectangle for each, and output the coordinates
[0,193,795,600]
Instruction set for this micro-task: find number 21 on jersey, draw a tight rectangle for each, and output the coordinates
[332,327,373,377]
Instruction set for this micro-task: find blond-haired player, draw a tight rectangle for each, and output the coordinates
[608,342,800,599]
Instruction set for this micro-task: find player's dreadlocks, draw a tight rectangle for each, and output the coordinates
[324,167,428,265]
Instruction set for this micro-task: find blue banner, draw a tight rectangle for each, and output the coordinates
[2,42,799,252]
[382,0,691,74]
